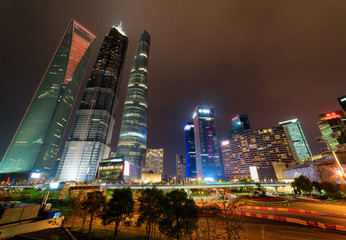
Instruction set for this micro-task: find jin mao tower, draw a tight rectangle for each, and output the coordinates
[56,24,128,181]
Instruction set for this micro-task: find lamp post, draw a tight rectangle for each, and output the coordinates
[316,132,346,183]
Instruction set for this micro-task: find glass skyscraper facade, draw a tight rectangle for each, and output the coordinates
[116,31,151,180]
[192,106,223,180]
[184,122,196,178]
[338,95,346,112]
[0,20,96,181]
[56,25,128,182]
[279,119,312,161]
[230,113,251,135]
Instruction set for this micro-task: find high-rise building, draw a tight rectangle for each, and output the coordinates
[56,24,128,182]
[221,126,295,180]
[116,31,151,180]
[143,149,163,174]
[184,122,196,178]
[192,106,223,180]
[230,113,251,135]
[176,154,185,181]
[338,95,346,112]
[318,111,346,150]
[279,119,312,161]
[0,20,96,182]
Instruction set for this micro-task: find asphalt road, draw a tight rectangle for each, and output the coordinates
[240,216,346,240]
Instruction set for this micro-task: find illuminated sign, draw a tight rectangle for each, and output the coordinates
[124,161,130,176]
[324,112,341,120]
[222,140,230,146]
[110,159,123,162]
[341,97,346,102]
[192,112,196,119]
[232,116,239,121]
[198,109,210,114]
[31,173,41,179]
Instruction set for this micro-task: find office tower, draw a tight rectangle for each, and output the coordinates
[143,149,163,174]
[279,119,312,161]
[318,111,346,150]
[116,31,151,180]
[184,122,196,178]
[221,126,295,180]
[230,113,251,135]
[338,95,346,112]
[192,106,223,180]
[56,24,128,182]
[0,20,96,182]
[176,154,185,181]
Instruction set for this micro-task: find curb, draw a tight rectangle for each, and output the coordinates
[238,210,346,232]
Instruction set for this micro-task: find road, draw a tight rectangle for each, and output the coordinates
[241,216,346,240]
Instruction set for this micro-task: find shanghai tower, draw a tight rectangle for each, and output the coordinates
[0,20,96,182]
[116,31,151,180]
[56,24,128,182]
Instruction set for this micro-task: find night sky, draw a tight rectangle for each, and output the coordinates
[1,1,346,176]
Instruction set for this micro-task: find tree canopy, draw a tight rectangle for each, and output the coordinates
[102,187,134,239]
[159,189,199,240]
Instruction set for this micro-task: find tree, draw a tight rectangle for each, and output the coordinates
[218,195,244,240]
[292,175,313,195]
[159,189,199,240]
[81,191,106,240]
[198,203,221,240]
[318,181,343,199]
[102,188,134,239]
[137,187,165,240]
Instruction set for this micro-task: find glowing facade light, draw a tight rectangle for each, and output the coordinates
[192,112,197,119]
[30,173,41,179]
[204,177,214,182]
[184,124,194,131]
[222,140,230,146]
[341,97,346,102]
[324,112,342,120]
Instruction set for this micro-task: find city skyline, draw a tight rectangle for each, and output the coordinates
[1,1,346,176]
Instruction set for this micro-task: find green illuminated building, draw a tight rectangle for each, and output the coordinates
[0,20,96,181]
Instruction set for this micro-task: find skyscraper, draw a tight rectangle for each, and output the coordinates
[230,113,251,135]
[318,111,346,150]
[56,24,128,182]
[116,31,151,180]
[338,95,346,112]
[184,122,196,178]
[0,20,96,182]
[192,106,223,180]
[279,119,312,161]
[176,154,185,181]
[143,149,163,174]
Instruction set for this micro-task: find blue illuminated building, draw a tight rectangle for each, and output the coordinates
[192,106,223,180]
[184,123,196,178]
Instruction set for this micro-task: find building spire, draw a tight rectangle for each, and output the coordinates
[115,21,126,36]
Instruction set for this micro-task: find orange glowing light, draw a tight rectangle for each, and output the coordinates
[324,112,341,120]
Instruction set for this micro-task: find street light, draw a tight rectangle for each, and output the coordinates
[316,132,346,182]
